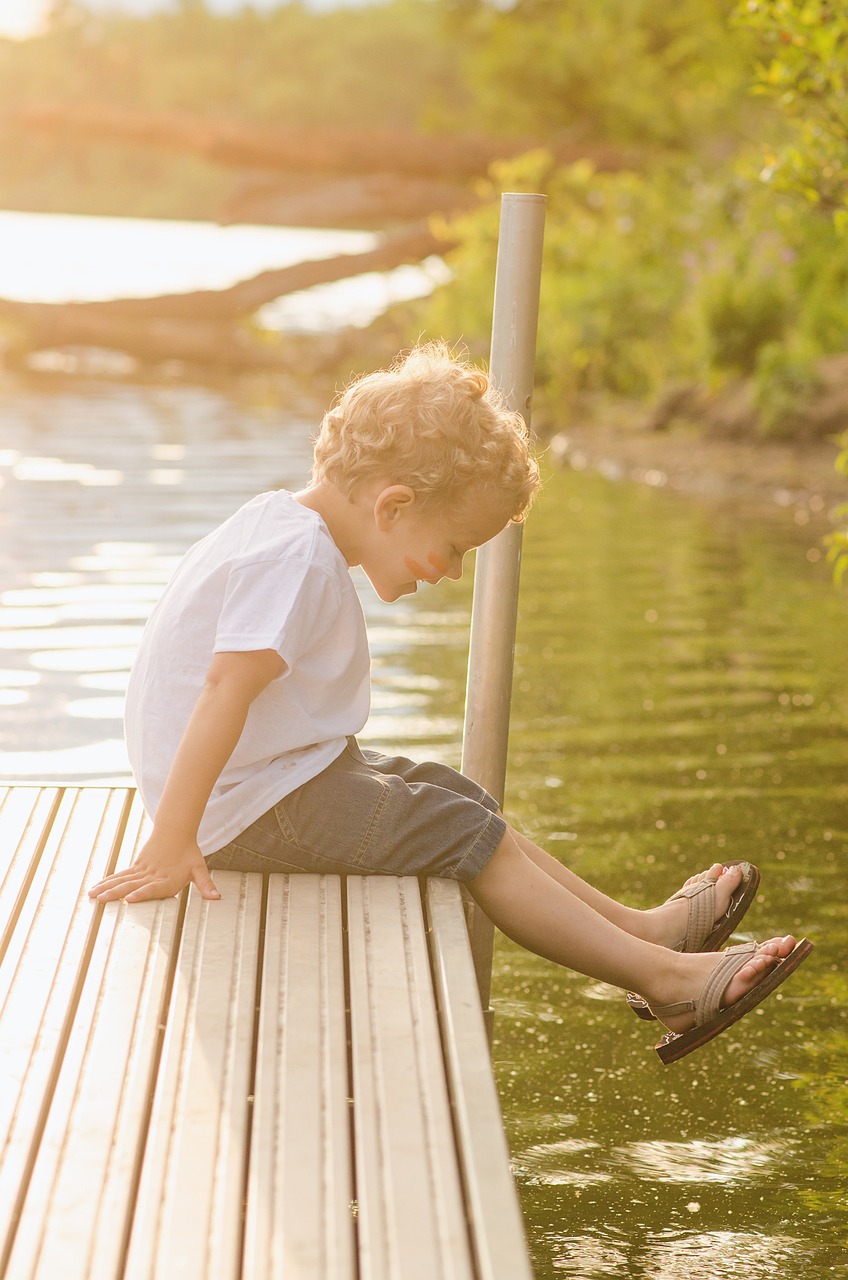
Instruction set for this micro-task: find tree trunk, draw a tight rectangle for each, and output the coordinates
[0,223,445,324]
[220,173,478,228]
[16,103,637,182]
[0,224,450,371]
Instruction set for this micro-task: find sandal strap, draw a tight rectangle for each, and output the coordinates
[667,877,718,952]
[649,999,696,1018]
[647,940,760,1024]
[695,941,759,1026]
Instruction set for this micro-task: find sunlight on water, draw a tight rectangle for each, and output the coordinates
[0,209,450,333]
[643,1230,806,1278]
[259,257,452,333]
[0,739,129,779]
[0,210,375,303]
[553,1229,806,1279]
[622,1136,788,1184]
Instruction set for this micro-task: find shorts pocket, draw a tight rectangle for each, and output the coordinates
[272,753,393,870]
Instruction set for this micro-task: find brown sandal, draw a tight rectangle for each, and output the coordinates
[651,937,814,1064]
[627,860,760,1021]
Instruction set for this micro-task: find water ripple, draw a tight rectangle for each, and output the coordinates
[621,1135,789,1184]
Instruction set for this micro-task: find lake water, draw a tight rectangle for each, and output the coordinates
[0,211,846,1278]
[0,208,450,333]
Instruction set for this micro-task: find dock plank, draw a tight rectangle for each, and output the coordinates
[243,874,354,1280]
[0,788,132,1270]
[0,786,63,970]
[426,879,534,1280]
[4,794,186,1280]
[347,875,475,1280]
[122,871,262,1280]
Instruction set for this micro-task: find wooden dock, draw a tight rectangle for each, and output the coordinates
[0,784,533,1280]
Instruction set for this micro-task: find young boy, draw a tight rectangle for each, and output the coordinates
[89,343,810,1063]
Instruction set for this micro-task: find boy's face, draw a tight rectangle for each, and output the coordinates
[363,484,513,603]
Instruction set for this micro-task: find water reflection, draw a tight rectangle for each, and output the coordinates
[642,1230,806,1278]
[494,469,846,1279]
[623,1136,787,1183]
[552,1229,807,1279]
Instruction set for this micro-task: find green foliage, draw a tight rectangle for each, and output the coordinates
[420,0,848,463]
[825,435,848,586]
[753,338,822,437]
[0,0,469,217]
[695,237,790,375]
[734,0,848,221]
[447,0,759,150]
[733,2,848,577]
[428,153,704,402]
[425,153,847,412]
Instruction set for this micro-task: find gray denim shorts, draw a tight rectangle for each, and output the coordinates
[207,738,506,882]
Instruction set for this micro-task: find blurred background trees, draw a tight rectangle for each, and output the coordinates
[2,0,848,460]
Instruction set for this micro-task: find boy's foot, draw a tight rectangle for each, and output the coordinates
[648,934,813,1063]
[642,861,758,951]
[628,861,760,1020]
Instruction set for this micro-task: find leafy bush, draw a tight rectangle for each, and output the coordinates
[423,142,848,433]
[426,152,707,407]
[734,0,848,223]
[694,236,790,375]
[753,339,822,437]
[450,0,759,151]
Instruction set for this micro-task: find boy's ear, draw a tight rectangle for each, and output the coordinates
[373,484,416,532]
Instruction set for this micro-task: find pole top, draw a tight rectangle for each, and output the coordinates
[500,192,547,204]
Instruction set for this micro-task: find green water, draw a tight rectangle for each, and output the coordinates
[1,380,845,1277]
[405,468,848,1280]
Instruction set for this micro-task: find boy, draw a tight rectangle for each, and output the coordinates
[89,344,810,1063]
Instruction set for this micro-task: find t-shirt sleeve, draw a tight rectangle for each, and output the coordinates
[212,556,339,667]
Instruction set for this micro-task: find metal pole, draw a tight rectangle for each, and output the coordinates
[461,192,546,1011]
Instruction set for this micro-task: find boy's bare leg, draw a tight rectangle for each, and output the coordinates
[508,827,744,949]
[467,831,794,1033]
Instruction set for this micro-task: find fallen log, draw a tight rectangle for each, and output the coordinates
[15,103,637,182]
[0,223,445,324]
[4,312,287,371]
[220,173,479,228]
[0,223,450,371]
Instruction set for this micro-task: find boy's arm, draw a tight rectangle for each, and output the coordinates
[88,648,285,904]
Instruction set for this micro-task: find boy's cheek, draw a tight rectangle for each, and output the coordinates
[404,555,445,585]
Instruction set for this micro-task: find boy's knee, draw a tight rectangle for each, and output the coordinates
[468,828,523,886]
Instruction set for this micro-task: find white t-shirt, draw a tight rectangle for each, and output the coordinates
[124,490,371,855]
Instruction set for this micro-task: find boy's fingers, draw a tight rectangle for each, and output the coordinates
[124,882,179,903]
[88,868,151,895]
[93,872,169,902]
[88,875,128,895]
[90,873,141,894]
[93,885,138,903]
[192,867,221,900]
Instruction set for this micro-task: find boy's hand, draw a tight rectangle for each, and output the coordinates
[91,649,281,906]
[88,835,221,904]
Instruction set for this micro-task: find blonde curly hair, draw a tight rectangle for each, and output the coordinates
[311,343,541,521]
